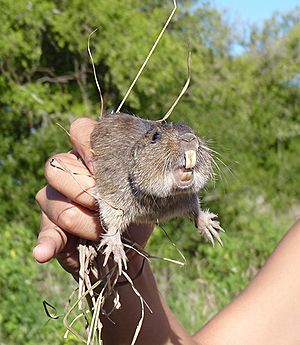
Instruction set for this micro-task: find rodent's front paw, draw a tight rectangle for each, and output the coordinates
[99,235,128,275]
[196,210,224,246]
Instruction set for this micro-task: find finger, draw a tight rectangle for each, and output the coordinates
[69,117,97,172]
[36,185,102,241]
[45,152,96,210]
[33,212,68,263]
[33,213,81,276]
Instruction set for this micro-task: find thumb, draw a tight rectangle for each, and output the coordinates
[33,213,68,263]
[69,117,97,173]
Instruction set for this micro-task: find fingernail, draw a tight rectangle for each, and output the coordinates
[33,244,42,255]
[33,244,46,263]
[86,159,94,174]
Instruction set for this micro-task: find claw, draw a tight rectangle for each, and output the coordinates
[99,235,127,274]
[103,250,109,267]
[212,220,225,233]
[208,226,223,246]
[205,230,215,247]
[197,210,224,247]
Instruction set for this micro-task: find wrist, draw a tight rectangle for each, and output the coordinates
[116,254,147,287]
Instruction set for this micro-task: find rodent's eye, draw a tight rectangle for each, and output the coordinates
[151,131,160,143]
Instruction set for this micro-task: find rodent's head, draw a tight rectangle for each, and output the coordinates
[129,120,213,198]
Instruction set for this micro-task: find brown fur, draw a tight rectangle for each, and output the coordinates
[91,112,223,272]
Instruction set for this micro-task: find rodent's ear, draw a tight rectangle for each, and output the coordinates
[144,126,162,144]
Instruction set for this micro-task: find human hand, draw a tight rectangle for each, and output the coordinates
[33,117,153,278]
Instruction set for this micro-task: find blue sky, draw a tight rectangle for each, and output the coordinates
[212,0,299,25]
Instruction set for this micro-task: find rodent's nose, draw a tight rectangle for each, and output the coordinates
[181,133,197,142]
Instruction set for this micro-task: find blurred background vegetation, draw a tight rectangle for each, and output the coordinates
[1,0,299,344]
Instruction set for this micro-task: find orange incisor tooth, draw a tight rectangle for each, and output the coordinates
[180,171,193,181]
[185,150,196,169]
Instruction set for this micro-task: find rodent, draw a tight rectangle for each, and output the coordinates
[91,112,223,273]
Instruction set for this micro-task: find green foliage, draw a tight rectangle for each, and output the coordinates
[148,211,289,331]
[1,0,299,343]
[0,223,79,344]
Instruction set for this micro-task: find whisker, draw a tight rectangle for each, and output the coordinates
[211,157,228,186]
[201,143,235,180]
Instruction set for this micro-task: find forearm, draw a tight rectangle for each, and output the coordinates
[194,219,300,345]
[100,256,197,345]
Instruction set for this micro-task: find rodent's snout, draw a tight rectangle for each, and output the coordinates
[180,132,197,142]
[180,133,199,151]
